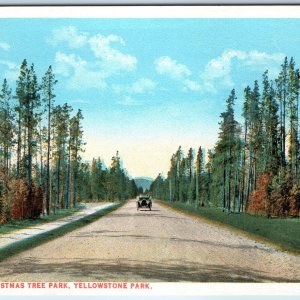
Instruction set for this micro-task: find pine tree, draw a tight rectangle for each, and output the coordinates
[195,146,204,208]
[261,70,279,174]
[41,65,57,215]
[15,59,27,178]
[241,86,251,211]
[205,149,213,205]
[174,146,182,202]
[276,57,289,167]
[91,157,105,200]
[287,58,300,179]
[108,151,121,200]
[215,89,241,211]
[187,148,195,204]
[52,104,72,210]
[25,64,41,183]
[0,79,15,177]
[168,155,176,202]
[70,109,84,207]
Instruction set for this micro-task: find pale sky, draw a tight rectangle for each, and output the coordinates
[1,18,300,178]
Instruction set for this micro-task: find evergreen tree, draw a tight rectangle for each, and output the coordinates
[276,57,289,167]
[287,58,300,179]
[261,70,279,174]
[15,59,27,178]
[195,146,204,208]
[70,109,84,207]
[0,79,15,177]
[241,85,251,211]
[216,89,241,211]
[41,65,57,215]
[187,148,195,204]
[205,149,213,205]
[52,104,72,210]
[91,157,105,200]
[25,64,41,183]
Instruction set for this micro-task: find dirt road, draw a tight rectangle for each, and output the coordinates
[0,200,299,282]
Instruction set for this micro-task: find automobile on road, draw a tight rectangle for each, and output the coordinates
[136,195,152,211]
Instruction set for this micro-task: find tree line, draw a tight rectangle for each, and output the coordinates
[77,152,139,202]
[0,59,137,224]
[150,56,300,218]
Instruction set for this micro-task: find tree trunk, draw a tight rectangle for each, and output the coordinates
[241,123,247,212]
[17,113,21,178]
[253,150,257,190]
[27,96,32,183]
[46,96,51,215]
[207,170,211,204]
[246,148,253,209]
[65,141,71,209]
[283,79,286,167]
[72,147,78,208]
[222,153,226,212]
[55,155,61,214]
[228,146,232,212]
[169,178,172,202]
[195,170,198,210]
[296,91,299,179]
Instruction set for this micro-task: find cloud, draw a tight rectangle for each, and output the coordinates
[0,60,18,70]
[49,27,138,90]
[117,96,142,106]
[202,49,285,89]
[0,60,19,82]
[203,50,246,87]
[154,56,202,93]
[242,50,285,77]
[113,78,156,95]
[243,51,284,67]
[131,78,156,93]
[89,34,137,73]
[155,56,191,80]
[183,79,201,92]
[154,50,284,94]
[154,56,203,92]
[0,42,10,51]
[48,26,88,48]
[68,68,107,90]
[54,52,107,90]
[69,99,90,104]
[54,51,87,76]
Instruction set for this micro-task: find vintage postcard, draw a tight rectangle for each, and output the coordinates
[0,5,299,298]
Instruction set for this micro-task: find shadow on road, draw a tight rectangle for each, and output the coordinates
[110,213,184,220]
[66,231,271,253]
[0,257,295,282]
[138,209,160,212]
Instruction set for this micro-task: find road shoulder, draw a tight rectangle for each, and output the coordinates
[0,202,124,261]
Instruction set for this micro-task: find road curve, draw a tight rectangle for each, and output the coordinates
[0,200,299,282]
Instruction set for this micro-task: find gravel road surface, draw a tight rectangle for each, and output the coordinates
[0,202,117,249]
[0,200,299,282]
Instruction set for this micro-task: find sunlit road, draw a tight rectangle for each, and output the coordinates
[0,200,299,282]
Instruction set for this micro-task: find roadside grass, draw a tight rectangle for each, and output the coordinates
[0,205,85,235]
[157,200,300,254]
[0,202,125,262]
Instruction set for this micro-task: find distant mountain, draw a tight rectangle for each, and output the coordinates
[134,177,153,192]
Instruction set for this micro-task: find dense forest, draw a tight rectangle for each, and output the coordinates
[150,57,300,218]
[0,59,138,224]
